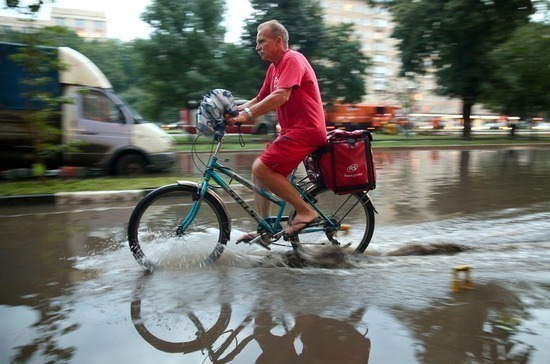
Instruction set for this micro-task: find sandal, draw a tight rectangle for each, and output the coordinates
[283,217,320,241]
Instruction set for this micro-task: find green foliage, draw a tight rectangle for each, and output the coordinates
[314,23,369,105]
[77,39,140,92]
[242,0,369,106]
[482,22,550,117]
[9,34,72,166]
[3,0,372,123]
[386,0,535,136]
[135,0,238,120]
[5,0,51,14]
[243,0,326,59]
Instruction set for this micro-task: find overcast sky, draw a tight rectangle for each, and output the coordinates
[1,0,253,42]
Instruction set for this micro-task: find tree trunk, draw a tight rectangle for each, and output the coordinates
[462,97,474,138]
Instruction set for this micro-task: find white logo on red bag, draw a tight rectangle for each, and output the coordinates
[347,164,359,173]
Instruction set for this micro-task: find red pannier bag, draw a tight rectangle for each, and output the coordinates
[304,130,376,194]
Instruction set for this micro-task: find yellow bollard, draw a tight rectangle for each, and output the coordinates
[452,264,473,292]
[339,224,351,235]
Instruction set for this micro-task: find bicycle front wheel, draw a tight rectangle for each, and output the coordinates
[295,185,375,254]
[128,184,230,271]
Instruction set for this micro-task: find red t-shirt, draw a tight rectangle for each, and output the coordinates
[257,50,326,146]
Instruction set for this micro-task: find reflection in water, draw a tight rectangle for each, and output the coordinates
[128,272,543,363]
[393,283,535,363]
[2,148,550,362]
[130,274,371,363]
[372,148,550,224]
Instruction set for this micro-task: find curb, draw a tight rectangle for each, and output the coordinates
[0,189,152,207]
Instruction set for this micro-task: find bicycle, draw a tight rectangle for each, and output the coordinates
[127,133,376,271]
[131,274,370,362]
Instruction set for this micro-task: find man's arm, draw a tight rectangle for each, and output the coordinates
[237,97,259,111]
[249,88,291,116]
[228,88,291,125]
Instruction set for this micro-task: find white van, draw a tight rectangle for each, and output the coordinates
[0,42,175,175]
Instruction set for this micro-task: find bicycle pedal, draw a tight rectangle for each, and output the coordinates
[250,235,271,250]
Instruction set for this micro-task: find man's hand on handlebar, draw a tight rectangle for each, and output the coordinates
[225,110,247,127]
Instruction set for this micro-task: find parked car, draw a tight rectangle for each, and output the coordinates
[475,122,509,130]
[161,121,186,133]
[515,120,532,129]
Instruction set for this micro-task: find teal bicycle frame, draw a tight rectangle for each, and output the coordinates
[177,138,337,241]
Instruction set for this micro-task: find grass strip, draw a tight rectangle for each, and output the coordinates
[0,176,190,196]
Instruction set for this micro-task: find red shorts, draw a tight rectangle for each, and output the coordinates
[260,136,318,176]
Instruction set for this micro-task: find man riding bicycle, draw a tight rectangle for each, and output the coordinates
[227,20,327,242]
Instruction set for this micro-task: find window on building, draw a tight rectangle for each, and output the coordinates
[373,78,388,91]
[373,54,389,63]
[94,21,105,32]
[375,42,387,51]
[75,19,85,30]
[54,17,65,26]
[373,66,388,76]
[354,4,365,13]
[375,19,388,28]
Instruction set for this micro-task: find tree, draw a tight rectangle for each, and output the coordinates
[242,0,326,60]
[8,31,73,172]
[0,25,142,97]
[77,39,139,93]
[135,0,236,121]
[482,22,550,118]
[4,0,53,14]
[383,0,535,137]
[314,23,370,111]
[241,1,369,108]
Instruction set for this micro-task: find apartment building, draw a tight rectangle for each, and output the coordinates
[50,7,107,39]
[321,0,461,114]
[0,7,107,40]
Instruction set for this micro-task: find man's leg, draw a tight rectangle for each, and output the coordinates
[252,159,317,235]
[251,157,272,217]
[236,157,273,243]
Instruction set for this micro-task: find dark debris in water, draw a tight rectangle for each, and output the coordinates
[252,243,472,269]
[256,245,371,268]
[385,243,472,256]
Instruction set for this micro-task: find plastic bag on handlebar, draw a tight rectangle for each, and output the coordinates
[196,89,239,138]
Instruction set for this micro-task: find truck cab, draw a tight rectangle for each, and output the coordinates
[0,42,175,175]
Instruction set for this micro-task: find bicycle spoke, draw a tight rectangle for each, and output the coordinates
[128,184,230,270]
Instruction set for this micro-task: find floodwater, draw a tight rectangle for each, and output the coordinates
[1,147,550,363]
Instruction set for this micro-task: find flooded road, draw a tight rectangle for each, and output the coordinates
[1,148,550,363]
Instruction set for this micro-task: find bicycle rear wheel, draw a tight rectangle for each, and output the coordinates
[128,184,230,271]
[293,185,375,254]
